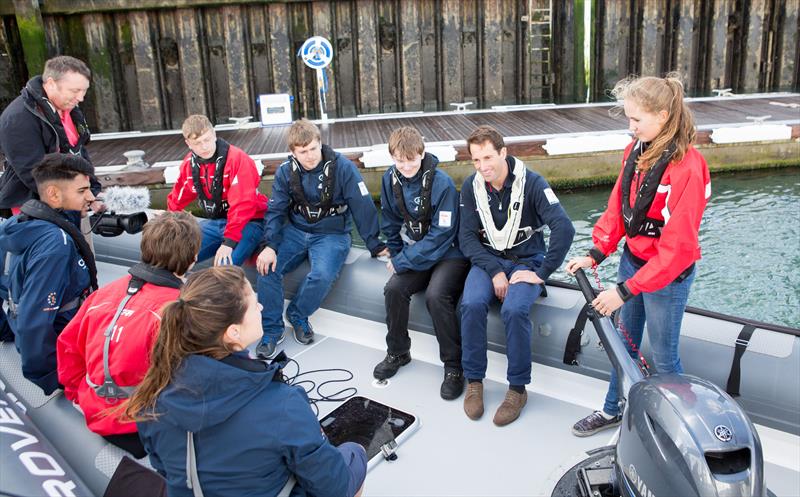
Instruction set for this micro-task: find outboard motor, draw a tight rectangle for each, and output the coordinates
[554,270,768,497]
[617,374,766,497]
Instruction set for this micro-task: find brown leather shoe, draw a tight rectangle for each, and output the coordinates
[463,382,484,420]
[493,389,528,426]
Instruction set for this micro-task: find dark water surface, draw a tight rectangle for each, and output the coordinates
[356,167,800,328]
[552,167,800,329]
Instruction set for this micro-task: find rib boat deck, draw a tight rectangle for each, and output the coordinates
[2,260,798,497]
[85,94,800,167]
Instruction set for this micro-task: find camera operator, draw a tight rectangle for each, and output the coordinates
[0,153,98,394]
[0,55,103,339]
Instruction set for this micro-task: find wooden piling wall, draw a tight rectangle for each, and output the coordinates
[0,0,797,133]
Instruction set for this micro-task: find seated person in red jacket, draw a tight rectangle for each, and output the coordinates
[165,114,268,266]
[57,211,201,458]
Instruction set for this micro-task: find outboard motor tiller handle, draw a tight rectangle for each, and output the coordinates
[574,269,645,403]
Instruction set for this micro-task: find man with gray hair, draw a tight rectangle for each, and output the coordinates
[0,55,102,339]
[0,55,100,210]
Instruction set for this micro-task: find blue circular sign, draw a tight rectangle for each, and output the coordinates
[299,36,333,69]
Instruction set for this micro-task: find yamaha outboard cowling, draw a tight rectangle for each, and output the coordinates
[553,270,768,497]
[617,374,766,497]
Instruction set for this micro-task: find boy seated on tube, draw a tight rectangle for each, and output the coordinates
[162,114,268,267]
[57,211,201,458]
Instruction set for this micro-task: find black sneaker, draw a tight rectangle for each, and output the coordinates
[373,352,411,380]
[440,369,465,400]
[255,331,285,360]
[571,410,622,437]
[291,321,314,345]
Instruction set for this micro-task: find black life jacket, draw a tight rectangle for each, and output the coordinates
[391,153,437,242]
[24,77,91,157]
[289,144,347,223]
[18,199,98,291]
[190,138,231,219]
[620,141,676,238]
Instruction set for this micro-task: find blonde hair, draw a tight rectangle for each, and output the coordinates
[388,127,425,160]
[287,118,321,151]
[611,73,695,170]
[181,114,214,140]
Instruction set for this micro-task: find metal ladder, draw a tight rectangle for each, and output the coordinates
[525,0,553,103]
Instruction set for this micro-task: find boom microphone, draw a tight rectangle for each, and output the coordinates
[91,186,150,237]
[100,186,151,214]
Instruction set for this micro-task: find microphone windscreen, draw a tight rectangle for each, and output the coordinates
[102,186,151,214]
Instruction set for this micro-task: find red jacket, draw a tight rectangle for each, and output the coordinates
[592,142,711,295]
[57,269,182,436]
[167,144,268,245]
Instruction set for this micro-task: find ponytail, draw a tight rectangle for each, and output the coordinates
[611,72,696,171]
[124,266,250,422]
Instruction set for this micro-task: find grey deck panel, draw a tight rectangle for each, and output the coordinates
[260,334,607,497]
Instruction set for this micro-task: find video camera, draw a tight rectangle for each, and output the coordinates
[90,211,148,237]
[90,186,150,237]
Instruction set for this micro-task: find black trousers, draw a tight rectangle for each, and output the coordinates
[383,257,470,370]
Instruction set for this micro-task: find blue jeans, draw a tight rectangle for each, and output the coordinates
[602,250,696,415]
[460,262,543,386]
[336,442,367,497]
[257,224,351,340]
[197,218,264,266]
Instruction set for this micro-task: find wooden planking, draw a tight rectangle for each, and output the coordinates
[707,0,734,91]
[83,13,122,131]
[398,0,422,111]
[500,0,518,104]
[482,0,503,106]
[599,0,633,92]
[203,8,231,122]
[675,0,700,91]
[639,0,667,77]
[741,0,769,92]
[2,0,795,132]
[157,10,187,129]
[290,3,315,118]
[440,0,463,107]
[356,0,380,114]
[333,1,356,116]
[0,18,27,110]
[776,0,799,90]
[175,8,207,117]
[311,1,338,116]
[461,0,478,105]
[129,11,163,130]
[83,95,800,168]
[247,5,271,101]
[553,0,579,103]
[377,0,398,113]
[267,3,293,96]
[222,5,250,118]
[418,0,437,111]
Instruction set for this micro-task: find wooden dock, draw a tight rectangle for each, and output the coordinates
[87,93,800,170]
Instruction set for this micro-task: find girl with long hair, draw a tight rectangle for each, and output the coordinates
[566,74,711,436]
[126,266,366,497]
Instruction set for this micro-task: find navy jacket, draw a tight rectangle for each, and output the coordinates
[380,153,465,273]
[0,212,91,394]
[0,76,97,209]
[459,157,575,281]
[264,146,385,255]
[137,352,353,497]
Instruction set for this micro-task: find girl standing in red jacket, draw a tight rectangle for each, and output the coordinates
[566,74,711,436]
[57,212,201,457]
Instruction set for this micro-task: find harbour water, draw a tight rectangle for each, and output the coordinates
[552,167,800,329]
[357,167,800,329]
